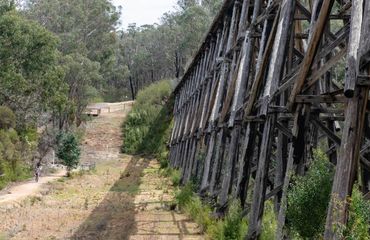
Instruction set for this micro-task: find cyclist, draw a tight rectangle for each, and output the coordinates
[35,162,41,182]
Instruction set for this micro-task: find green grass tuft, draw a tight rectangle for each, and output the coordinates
[176,184,248,240]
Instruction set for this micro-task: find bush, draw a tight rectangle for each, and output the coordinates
[343,185,370,239]
[122,80,173,156]
[286,149,334,238]
[176,183,194,208]
[176,183,248,240]
[0,106,16,130]
[260,201,277,240]
[186,197,214,232]
[56,132,81,175]
[158,150,169,169]
[171,169,181,186]
[222,201,248,240]
[0,129,31,189]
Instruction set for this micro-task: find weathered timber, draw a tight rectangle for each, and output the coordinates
[168,0,370,239]
[287,0,335,110]
[247,0,296,237]
[324,0,369,238]
[343,0,363,98]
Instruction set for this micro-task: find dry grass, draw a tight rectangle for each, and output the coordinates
[0,110,203,240]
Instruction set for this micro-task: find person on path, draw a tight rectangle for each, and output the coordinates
[34,162,41,183]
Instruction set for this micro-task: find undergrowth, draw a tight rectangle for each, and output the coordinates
[286,149,335,238]
[0,123,33,189]
[343,185,370,239]
[122,80,173,159]
[261,201,278,240]
[175,183,248,240]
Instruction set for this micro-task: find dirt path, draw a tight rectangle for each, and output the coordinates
[0,110,204,240]
[0,169,66,205]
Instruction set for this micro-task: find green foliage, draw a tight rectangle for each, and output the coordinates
[158,150,170,169]
[122,80,173,155]
[0,0,15,15]
[56,132,81,174]
[0,106,16,130]
[0,9,67,124]
[0,128,32,189]
[221,201,248,240]
[343,185,370,239]
[26,0,124,103]
[177,188,248,240]
[286,149,335,239]
[26,0,120,63]
[120,0,220,98]
[176,183,194,208]
[59,53,103,122]
[186,197,214,233]
[260,201,277,240]
[171,169,181,187]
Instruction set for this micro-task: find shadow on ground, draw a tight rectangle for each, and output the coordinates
[71,155,149,240]
[71,155,203,240]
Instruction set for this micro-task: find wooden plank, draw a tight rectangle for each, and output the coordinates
[312,118,341,146]
[303,46,347,92]
[344,0,364,97]
[276,105,307,239]
[295,95,347,104]
[200,131,216,190]
[247,116,276,239]
[276,121,293,139]
[219,126,241,207]
[265,184,283,200]
[259,0,296,118]
[287,0,335,110]
[324,0,369,238]
[210,129,225,195]
[244,4,281,116]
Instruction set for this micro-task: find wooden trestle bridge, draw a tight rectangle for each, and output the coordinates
[168,0,370,239]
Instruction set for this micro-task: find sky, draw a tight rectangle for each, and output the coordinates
[112,0,178,30]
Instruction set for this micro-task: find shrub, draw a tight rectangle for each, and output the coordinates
[222,200,248,240]
[0,161,31,189]
[56,132,81,175]
[176,183,248,240]
[0,129,32,189]
[176,183,194,208]
[122,80,173,156]
[171,169,181,186]
[0,106,16,130]
[343,185,370,239]
[186,197,214,232]
[158,150,169,169]
[260,201,277,240]
[286,149,334,238]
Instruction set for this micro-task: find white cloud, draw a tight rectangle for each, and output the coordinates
[112,0,177,30]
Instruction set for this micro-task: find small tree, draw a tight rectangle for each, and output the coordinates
[286,149,334,238]
[0,106,16,130]
[56,132,81,176]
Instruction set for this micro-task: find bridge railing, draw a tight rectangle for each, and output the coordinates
[84,101,135,116]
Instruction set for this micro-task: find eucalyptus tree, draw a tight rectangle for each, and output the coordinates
[0,6,67,127]
[119,0,220,98]
[24,0,128,109]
